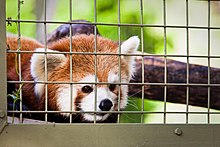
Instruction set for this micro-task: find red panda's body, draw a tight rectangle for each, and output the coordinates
[7,37,44,110]
[7,34,139,122]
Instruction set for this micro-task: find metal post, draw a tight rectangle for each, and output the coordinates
[0,0,7,133]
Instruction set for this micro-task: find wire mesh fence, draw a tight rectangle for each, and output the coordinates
[4,0,220,125]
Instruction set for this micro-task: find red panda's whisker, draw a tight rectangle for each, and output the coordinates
[127,101,139,110]
[128,89,142,98]
[122,114,140,122]
[72,113,81,121]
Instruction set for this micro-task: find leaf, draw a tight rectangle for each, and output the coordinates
[7,94,18,100]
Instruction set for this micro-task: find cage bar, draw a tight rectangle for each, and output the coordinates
[139,0,145,123]
[93,0,98,123]
[207,0,211,124]
[186,0,190,124]
[17,0,23,123]
[69,0,73,123]
[163,0,167,124]
[44,0,49,123]
[117,0,122,123]
[6,49,220,58]
[5,18,220,30]
[7,80,220,87]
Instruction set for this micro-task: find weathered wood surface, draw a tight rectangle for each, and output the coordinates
[129,56,220,110]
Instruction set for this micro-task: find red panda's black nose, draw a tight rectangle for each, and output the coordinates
[99,99,113,111]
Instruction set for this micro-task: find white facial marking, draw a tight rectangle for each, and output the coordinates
[81,87,116,121]
[56,71,130,121]
[108,71,128,109]
[34,84,44,100]
[120,85,128,109]
[80,72,129,121]
[57,84,77,116]
[83,113,109,122]
[108,71,119,83]
[79,74,98,86]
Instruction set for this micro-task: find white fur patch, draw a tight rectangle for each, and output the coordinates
[121,36,140,75]
[56,71,130,121]
[81,87,116,121]
[83,113,109,122]
[121,36,140,55]
[79,74,98,86]
[31,48,67,81]
[31,48,67,98]
[79,74,117,121]
[108,71,128,109]
[108,71,119,83]
[79,72,129,121]
[120,85,128,109]
[34,84,44,100]
[57,84,77,116]
[118,37,139,108]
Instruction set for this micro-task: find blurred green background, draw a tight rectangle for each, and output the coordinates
[6,0,173,53]
[6,0,220,123]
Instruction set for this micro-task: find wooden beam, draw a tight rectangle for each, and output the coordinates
[129,56,220,110]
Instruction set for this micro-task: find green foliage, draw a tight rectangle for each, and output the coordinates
[6,0,36,37]
[96,0,173,53]
[120,98,159,123]
[7,88,21,123]
[6,0,173,53]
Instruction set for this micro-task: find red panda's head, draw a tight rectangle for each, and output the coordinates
[30,35,139,122]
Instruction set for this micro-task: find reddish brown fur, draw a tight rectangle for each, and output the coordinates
[7,37,44,109]
[7,35,129,115]
[48,35,129,82]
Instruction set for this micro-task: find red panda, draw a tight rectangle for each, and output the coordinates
[7,34,140,122]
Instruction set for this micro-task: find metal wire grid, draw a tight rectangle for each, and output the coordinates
[5,0,220,124]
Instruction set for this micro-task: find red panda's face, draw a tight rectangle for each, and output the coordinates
[31,35,139,122]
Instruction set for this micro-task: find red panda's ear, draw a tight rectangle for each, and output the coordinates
[121,36,140,61]
[121,36,140,74]
[30,48,67,81]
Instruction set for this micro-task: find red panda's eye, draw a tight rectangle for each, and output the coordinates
[109,84,116,91]
[82,85,93,93]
